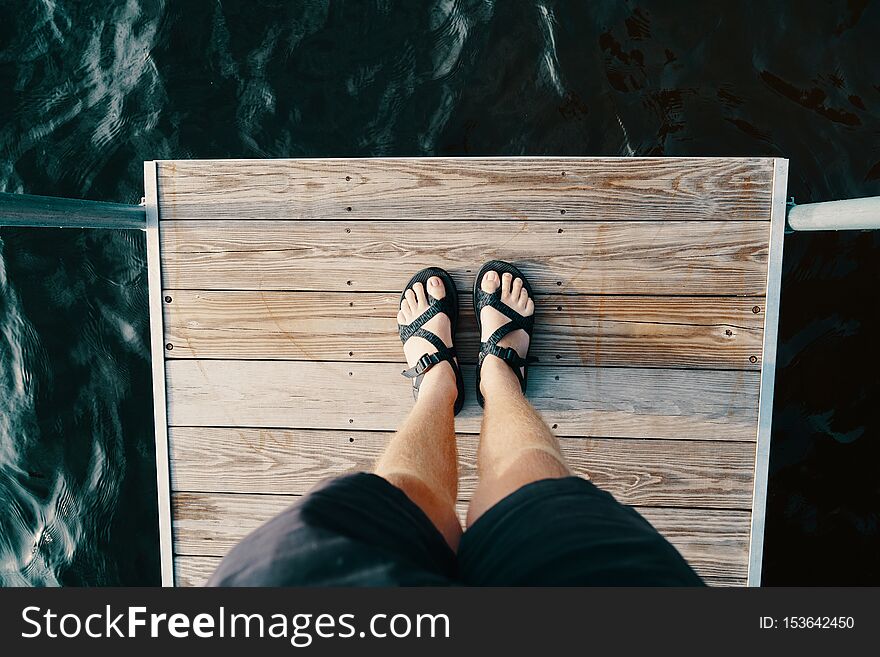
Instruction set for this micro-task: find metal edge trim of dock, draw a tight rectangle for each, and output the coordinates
[145,160,174,586]
[747,157,788,586]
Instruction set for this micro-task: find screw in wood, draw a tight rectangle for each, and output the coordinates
[749,356,758,363]
[164,295,172,303]
[560,209,566,215]
[345,176,351,181]
[165,343,173,350]
[752,306,761,314]
[725,329,733,336]
[346,206,352,212]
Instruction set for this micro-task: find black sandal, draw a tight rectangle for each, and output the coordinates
[397,267,466,415]
[473,260,536,407]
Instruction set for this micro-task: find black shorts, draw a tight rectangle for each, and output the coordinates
[207,472,704,586]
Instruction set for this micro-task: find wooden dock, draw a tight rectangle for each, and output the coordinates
[144,157,787,587]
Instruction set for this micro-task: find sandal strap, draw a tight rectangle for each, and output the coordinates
[475,288,534,332]
[479,344,526,384]
[401,344,457,379]
[484,322,519,351]
[398,294,456,342]
[477,300,534,387]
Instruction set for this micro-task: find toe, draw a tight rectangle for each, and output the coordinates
[525,297,535,316]
[400,298,412,319]
[404,288,416,308]
[426,275,446,300]
[396,309,407,325]
[511,276,523,299]
[413,281,427,307]
[481,270,500,293]
[518,288,529,307]
[501,272,513,295]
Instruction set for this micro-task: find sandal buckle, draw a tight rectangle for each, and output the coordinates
[497,346,519,364]
[416,352,442,373]
[401,352,444,379]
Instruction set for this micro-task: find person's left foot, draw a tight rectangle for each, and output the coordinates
[478,270,534,380]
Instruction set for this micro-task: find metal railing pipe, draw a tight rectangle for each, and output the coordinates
[0,191,146,229]
[787,196,880,231]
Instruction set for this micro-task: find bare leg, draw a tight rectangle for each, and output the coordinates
[374,276,462,549]
[467,271,571,527]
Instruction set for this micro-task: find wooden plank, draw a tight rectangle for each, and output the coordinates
[638,507,751,579]
[172,555,745,587]
[706,577,747,587]
[169,427,755,509]
[158,220,770,296]
[176,556,220,587]
[165,360,759,441]
[171,492,749,579]
[156,158,773,223]
[163,290,765,370]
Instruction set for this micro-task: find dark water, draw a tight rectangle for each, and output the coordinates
[0,0,878,585]
[0,227,158,586]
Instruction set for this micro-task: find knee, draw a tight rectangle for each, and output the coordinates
[492,446,571,482]
[380,471,455,514]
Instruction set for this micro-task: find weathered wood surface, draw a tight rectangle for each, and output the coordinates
[170,492,750,580]
[163,290,765,370]
[175,556,220,587]
[159,220,770,295]
[169,427,755,508]
[173,555,745,587]
[166,360,760,440]
[156,158,774,223]
[156,156,781,585]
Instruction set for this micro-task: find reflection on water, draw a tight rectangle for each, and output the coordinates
[0,228,157,586]
[0,0,877,584]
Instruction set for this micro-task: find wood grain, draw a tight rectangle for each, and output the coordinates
[159,220,770,295]
[171,492,749,579]
[163,290,765,370]
[169,427,755,508]
[156,157,777,587]
[156,158,774,222]
[172,555,745,587]
[165,360,760,440]
[175,555,220,587]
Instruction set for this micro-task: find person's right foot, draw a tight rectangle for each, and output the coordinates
[397,275,457,397]
[478,270,534,379]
